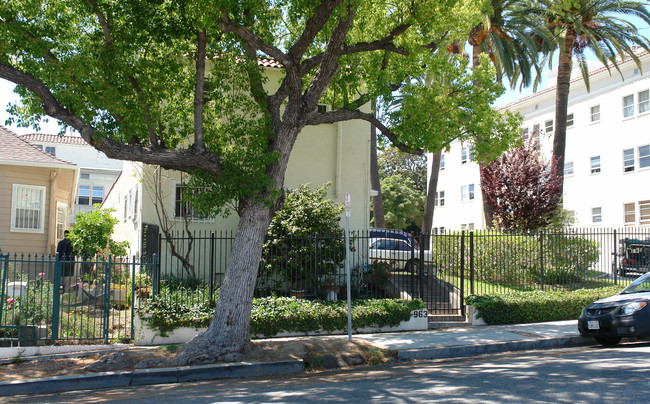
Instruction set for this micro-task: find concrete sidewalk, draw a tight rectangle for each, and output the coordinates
[0,320,595,396]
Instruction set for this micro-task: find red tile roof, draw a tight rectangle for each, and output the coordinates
[258,58,282,68]
[0,126,76,167]
[500,48,650,110]
[19,133,89,146]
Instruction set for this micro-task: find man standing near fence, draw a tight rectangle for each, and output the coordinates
[57,230,75,291]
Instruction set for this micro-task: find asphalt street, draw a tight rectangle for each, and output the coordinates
[8,342,650,403]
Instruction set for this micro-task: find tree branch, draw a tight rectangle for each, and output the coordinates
[220,12,288,65]
[288,0,345,61]
[0,62,224,175]
[306,108,423,155]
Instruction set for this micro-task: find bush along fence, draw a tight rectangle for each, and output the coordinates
[0,252,153,346]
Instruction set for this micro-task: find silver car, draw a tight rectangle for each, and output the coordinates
[368,238,435,274]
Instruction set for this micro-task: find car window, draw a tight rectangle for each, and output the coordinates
[370,240,387,250]
[622,275,650,294]
[397,241,411,251]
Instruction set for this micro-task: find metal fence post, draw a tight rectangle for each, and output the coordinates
[131,255,136,341]
[460,231,465,317]
[0,253,9,339]
[152,253,158,299]
[51,254,62,343]
[539,230,544,290]
[103,256,112,344]
[613,229,618,285]
[469,231,475,296]
[210,231,215,300]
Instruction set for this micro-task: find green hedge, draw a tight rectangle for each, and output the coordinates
[140,296,425,336]
[433,232,600,286]
[466,286,623,325]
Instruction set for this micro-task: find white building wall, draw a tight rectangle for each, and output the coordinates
[429,50,650,231]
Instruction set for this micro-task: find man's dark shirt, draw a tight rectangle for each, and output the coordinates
[57,237,73,261]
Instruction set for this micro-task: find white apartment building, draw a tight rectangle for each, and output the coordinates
[19,133,123,223]
[429,49,650,231]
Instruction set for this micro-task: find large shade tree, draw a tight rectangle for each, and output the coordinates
[1,0,518,363]
[526,0,650,196]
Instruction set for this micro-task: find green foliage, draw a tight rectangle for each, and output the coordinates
[466,286,623,325]
[433,231,600,286]
[378,148,427,193]
[376,175,424,232]
[68,207,128,258]
[140,295,425,337]
[261,183,345,292]
[138,287,216,336]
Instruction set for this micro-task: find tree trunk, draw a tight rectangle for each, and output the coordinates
[174,199,273,364]
[421,149,441,249]
[552,28,576,201]
[370,120,385,228]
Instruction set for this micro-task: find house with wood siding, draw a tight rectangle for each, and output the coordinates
[0,126,79,255]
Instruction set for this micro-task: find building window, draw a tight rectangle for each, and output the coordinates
[435,191,445,207]
[566,113,574,127]
[624,203,636,226]
[78,185,104,205]
[532,124,540,142]
[639,90,650,114]
[590,156,601,174]
[639,145,650,169]
[592,207,602,224]
[78,185,90,205]
[623,149,635,172]
[461,184,475,202]
[640,200,650,225]
[80,173,90,180]
[440,153,445,170]
[564,162,574,177]
[174,185,206,219]
[544,119,554,134]
[11,184,46,233]
[91,186,104,205]
[624,94,635,118]
[522,127,529,140]
[45,146,56,156]
[591,105,600,122]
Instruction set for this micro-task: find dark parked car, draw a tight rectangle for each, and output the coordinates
[578,272,650,346]
[616,238,650,277]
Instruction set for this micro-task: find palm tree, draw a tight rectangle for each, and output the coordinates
[467,0,550,227]
[527,0,650,197]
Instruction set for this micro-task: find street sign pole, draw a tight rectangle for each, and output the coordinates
[344,194,352,341]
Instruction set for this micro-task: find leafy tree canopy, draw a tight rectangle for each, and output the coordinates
[68,206,129,258]
[375,174,425,232]
[378,147,427,193]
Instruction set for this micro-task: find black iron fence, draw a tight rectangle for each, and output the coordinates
[3,226,649,344]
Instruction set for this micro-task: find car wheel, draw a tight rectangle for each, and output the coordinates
[595,336,622,347]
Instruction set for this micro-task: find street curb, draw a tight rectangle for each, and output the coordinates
[397,336,597,361]
[0,360,304,396]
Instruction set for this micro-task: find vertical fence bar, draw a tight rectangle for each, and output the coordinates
[131,255,136,341]
[613,229,618,285]
[103,256,111,344]
[210,232,215,301]
[469,231,474,296]
[539,231,545,291]
[460,231,465,317]
[51,254,61,343]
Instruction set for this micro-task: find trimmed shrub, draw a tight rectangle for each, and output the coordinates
[433,231,600,287]
[466,286,623,325]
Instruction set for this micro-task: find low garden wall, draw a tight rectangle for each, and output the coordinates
[133,308,429,346]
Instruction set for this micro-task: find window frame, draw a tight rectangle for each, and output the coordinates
[545,119,554,134]
[11,184,46,233]
[640,200,650,225]
[623,149,635,173]
[639,90,650,114]
[564,162,574,177]
[566,113,574,127]
[435,190,445,207]
[592,207,602,224]
[439,153,445,170]
[590,156,601,174]
[623,94,635,118]
[624,202,636,226]
[639,145,650,169]
[590,105,600,123]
